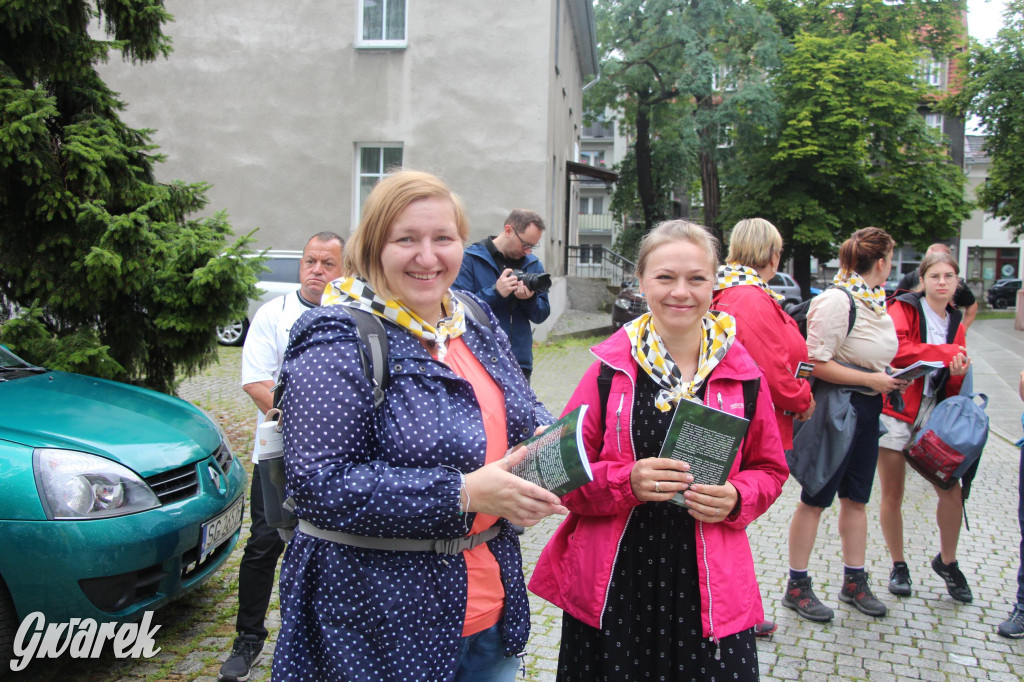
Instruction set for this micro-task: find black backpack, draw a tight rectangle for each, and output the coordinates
[786,286,856,339]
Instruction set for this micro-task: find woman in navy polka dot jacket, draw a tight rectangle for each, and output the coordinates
[271,170,567,681]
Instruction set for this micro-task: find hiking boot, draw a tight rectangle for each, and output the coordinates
[753,620,778,638]
[839,572,887,617]
[931,554,973,603]
[782,577,834,622]
[219,634,264,682]
[888,562,912,596]
[997,607,1024,638]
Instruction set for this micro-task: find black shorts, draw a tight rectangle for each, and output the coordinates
[801,391,883,507]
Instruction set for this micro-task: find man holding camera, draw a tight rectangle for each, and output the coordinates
[455,208,551,382]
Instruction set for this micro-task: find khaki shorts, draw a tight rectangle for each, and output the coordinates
[878,395,937,452]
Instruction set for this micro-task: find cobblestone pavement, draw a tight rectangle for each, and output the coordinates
[12,318,1024,680]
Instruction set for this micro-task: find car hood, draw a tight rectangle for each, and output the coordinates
[0,371,221,476]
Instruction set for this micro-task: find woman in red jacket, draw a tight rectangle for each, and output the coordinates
[712,218,815,638]
[713,218,815,449]
[877,250,972,603]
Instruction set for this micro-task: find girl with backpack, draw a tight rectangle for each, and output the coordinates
[877,250,973,603]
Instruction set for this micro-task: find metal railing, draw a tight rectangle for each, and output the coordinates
[566,245,635,285]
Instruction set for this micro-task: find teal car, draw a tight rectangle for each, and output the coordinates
[0,345,245,648]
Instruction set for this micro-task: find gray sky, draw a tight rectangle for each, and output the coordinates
[968,0,1008,42]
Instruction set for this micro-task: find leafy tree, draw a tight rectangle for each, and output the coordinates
[588,0,785,239]
[0,1,260,393]
[952,0,1024,238]
[725,0,972,293]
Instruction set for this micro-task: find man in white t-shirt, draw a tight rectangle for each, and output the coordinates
[219,232,344,682]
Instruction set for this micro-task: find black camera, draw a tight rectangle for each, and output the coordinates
[511,269,552,294]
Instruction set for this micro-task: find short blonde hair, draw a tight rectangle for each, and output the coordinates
[343,170,469,297]
[727,218,782,269]
[636,220,719,277]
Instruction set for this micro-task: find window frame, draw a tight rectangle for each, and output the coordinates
[356,0,408,49]
[353,143,404,226]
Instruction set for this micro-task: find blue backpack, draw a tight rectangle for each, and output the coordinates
[905,392,989,491]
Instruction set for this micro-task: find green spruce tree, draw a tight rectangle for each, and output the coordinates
[0,1,260,393]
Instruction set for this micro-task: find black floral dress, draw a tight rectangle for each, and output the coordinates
[556,371,759,682]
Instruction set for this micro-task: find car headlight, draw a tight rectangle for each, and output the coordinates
[33,449,161,519]
[614,297,631,310]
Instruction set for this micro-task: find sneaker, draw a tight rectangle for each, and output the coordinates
[931,554,973,603]
[219,634,264,682]
[888,562,912,596]
[782,577,834,622]
[997,607,1024,638]
[839,572,887,617]
[753,620,778,638]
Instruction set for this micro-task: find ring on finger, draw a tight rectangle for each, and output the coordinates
[654,481,661,494]
[713,507,718,517]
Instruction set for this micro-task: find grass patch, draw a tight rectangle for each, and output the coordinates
[974,310,1015,321]
[535,334,609,352]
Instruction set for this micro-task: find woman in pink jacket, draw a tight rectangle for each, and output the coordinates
[530,220,788,681]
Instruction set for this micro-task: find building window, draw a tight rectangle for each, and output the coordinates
[580,150,606,168]
[918,57,943,87]
[924,113,944,131]
[711,65,735,92]
[358,0,407,48]
[356,144,403,218]
[579,197,604,215]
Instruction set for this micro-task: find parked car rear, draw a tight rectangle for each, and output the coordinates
[611,278,647,328]
[986,278,1022,309]
[768,272,802,308]
[216,251,303,346]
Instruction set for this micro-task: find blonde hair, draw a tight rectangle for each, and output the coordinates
[727,218,782,269]
[636,220,719,277]
[343,170,468,297]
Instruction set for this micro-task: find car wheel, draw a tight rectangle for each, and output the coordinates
[784,299,800,310]
[0,577,15,669]
[216,318,249,346]
[993,298,1007,310]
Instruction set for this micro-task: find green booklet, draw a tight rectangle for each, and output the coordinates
[658,399,750,507]
[509,405,593,496]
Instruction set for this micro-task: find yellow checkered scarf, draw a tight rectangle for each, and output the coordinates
[715,262,785,303]
[625,310,737,412]
[321,276,467,361]
[833,269,887,316]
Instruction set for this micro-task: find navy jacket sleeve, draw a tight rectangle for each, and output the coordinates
[454,253,505,309]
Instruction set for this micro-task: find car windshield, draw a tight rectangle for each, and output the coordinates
[0,345,47,376]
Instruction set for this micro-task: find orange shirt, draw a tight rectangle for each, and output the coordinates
[441,338,507,636]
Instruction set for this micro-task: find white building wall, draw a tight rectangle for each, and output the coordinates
[98,0,590,265]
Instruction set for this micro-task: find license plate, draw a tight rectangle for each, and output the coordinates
[200,496,244,562]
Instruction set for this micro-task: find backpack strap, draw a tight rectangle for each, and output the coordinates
[838,287,857,337]
[742,377,760,422]
[597,362,616,425]
[341,307,390,408]
[343,292,493,409]
[452,290,493,333]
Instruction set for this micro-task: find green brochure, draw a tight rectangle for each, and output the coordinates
[509,405,593,496]
[658,399,750,507]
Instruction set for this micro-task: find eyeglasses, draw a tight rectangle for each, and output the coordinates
[511,229,540,251]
